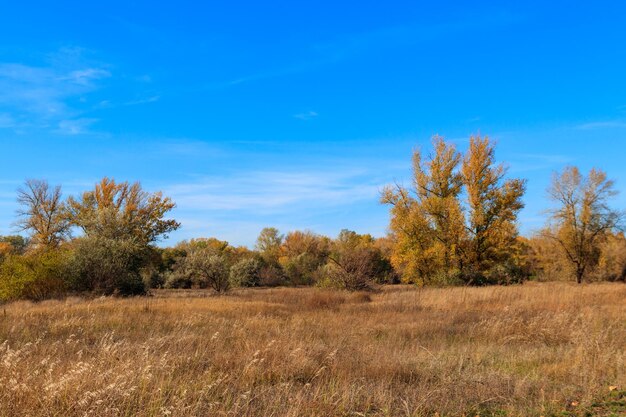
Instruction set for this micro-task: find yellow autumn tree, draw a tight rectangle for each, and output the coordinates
[543,166,623,283]
[382,136,466,284]
[461,135,526,283]
[382,135,527,285]
[66,177,180,244]
[279,230,330,285]
[15,179,71,248]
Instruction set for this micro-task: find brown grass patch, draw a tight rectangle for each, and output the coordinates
[0,283,625,416]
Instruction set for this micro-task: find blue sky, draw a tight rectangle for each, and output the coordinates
[1,1,625,246]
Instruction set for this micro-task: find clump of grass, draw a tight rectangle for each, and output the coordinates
[349,291,372,303]
[303,289,346,310]
[0,282,624,416]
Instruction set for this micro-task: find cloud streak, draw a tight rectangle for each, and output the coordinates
[0,50,111,134]
[293,111,318,120]
[574,120,626,130]
[166,169,383,214]
[0,47,159,135]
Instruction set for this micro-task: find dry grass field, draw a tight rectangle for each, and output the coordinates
[0,283,625,417]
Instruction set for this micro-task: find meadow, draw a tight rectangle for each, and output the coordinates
[1,283,625,416]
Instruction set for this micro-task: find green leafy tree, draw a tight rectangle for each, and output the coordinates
[256,227,283,265]
[69,236,147,295]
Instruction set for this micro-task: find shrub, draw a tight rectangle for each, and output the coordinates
[303,290,346,310]
[0,249,71,301]
[229,258,262,287]
[486,262,527,285]
[164,270,193,289]
[281,253,324,286]
[141,266,165,289]
[457,263,527,286]
[258,263,287,287]
[69,236,147,296]
[324,246,380,291]
[174,247,230,292]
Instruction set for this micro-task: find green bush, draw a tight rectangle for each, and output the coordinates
[69,237,147,296]
[164,270,193,289]
[0,249,71,302]
[173,248,230,292]
[281,253,324,286]
[229,258,262,287]
[141,266,165,289]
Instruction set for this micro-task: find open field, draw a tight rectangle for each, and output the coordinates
[1,283,625,417]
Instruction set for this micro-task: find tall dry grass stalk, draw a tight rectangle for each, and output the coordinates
[0,283,624,416]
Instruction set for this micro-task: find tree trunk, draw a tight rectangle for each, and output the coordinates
[576,266,584,284]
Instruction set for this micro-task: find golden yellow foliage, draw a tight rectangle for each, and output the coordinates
[66,177,180,244]
[382,135,526,284]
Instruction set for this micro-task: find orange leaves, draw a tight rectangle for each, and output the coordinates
[67,177,179,244]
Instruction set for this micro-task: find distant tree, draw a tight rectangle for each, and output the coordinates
[256,227,283,265]
[324,230,388,290]
[0,235,29,256]
[460,136,526,283]
[543,166,623,283]
[15,179,71,248]
[182,237,231,253]
[66,177,180,244]
[527,234,573,281]
[596,232,626,282]
[280,231,330,285]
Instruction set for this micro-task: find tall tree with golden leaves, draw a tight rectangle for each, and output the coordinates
[461,136,526,279]
[414,136,466,270]
[381,183,436,282]
[67,177,180,244]
[382,137,466,283]
[15,179,71,248]
[543,166,623,283]
[383,135,527,285]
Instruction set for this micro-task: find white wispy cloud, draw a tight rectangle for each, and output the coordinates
[161,167,390,245]
[0,47,157,135]
[0,49,111,133]
[574,120,626,130]
[58,68,111,86]
[56,118,99,135]
[293,110,318,120]
[95,95,160,109]
[123,95,160,106]
[165,169,383,213]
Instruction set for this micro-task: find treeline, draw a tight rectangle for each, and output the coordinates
[0,135,624,302]
[154,228,397,292]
